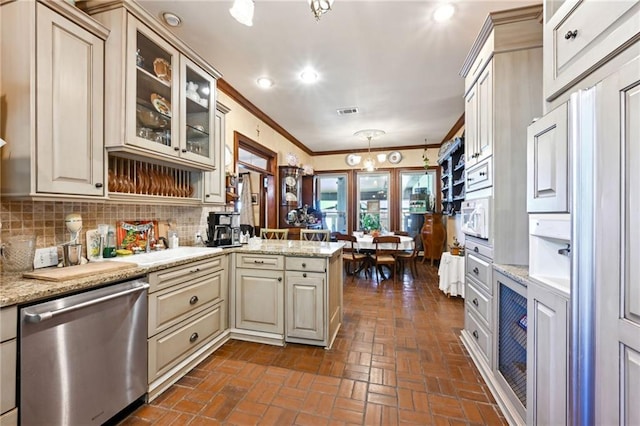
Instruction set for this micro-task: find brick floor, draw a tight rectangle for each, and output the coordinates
[121,261,506,425]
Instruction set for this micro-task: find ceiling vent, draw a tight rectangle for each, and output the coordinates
[336,107,359,116]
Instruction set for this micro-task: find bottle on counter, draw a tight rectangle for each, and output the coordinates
[168,228,179,249]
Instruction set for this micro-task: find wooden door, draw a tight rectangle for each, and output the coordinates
[36,4,104,196]
[592,56,640,425]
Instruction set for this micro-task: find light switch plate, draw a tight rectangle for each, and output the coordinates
[34,246,59,269]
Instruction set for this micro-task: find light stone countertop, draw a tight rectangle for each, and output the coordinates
[1,241,344,308]
[493,263,531,287]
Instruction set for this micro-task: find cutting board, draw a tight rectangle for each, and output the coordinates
[22,261,138,282]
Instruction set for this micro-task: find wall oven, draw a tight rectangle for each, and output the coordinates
[461,197,490,240]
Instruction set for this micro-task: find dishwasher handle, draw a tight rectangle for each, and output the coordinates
[24,282,149,323]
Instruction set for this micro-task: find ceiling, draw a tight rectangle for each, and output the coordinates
[138,0,537,154]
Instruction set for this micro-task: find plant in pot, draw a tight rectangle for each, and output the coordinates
[360,213,380,235]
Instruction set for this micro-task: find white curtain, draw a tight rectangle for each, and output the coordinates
[239,174,255,227]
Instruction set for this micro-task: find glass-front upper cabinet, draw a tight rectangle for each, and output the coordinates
[125,18,215,168]
[180,56,215,165]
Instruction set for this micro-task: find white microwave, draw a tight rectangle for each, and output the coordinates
[461,198,490,240]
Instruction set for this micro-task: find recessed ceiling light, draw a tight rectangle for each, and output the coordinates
[257,77,274,89]
[162,12,182,27]
[300,69,319,84]
[433,4,455,22]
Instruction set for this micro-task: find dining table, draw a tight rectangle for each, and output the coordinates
[354,234,414,251]
[351,234,414,280]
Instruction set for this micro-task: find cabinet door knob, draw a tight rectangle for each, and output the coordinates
[302,263,306,268]
[472,330,479,339]
[174,146,180,151]
[564,29,578,40]
[473,267,479,275]
[474,247,479,253]
[95,182,103,188]
[189,295,199,305]
[472,298,479,306]
[303,273,307,278]
[181,149,187,153]
[278,277,282,282]
[189,332,199,343]
[205,194,210,198]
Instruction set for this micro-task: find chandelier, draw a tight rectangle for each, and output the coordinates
[354,129,386,172]
[309,0,334,20]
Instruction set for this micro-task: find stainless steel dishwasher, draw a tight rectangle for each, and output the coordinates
[20,279,149,425]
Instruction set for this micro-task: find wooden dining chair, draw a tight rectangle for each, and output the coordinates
[300,229,331,242]
[335,233,368,281]
[392,231,410,236]
[371,235,400,284]
[395,234,420,278]
[259,228,289,240]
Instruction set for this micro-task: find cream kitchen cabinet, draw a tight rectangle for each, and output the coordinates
[0,1,107,199]
[81,0,221,171]
[464,62,493,169]
[203,103,231,204]
[527,279,568,426]
[0,307,17,425]
[285,257,326,343]
[543,0,640,102]
[234,254,285,339]
[146,256,229,401]
[527,102,569,213]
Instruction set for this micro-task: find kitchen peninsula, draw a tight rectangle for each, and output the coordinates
[0,241,343,422]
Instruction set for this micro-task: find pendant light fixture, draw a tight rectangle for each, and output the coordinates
[309,0,334,21]
[229,0,254,26]
[354,129,385,172]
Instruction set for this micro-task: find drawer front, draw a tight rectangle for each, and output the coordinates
[465,308,492,365]
[0,307,16,342]
[546,0,640,99]
[236,253,284,270]
[466,253,492,293]
[466,280,492,326]
[0,340,16,415]
[148,270,224,336]
[466,157,492,193]
[286,256,326,273]
[465,240,493,260]
[149,256,225,293]
[148,303,224,381]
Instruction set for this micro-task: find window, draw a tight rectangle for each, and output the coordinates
[399,170,436,234]
[357,172,390,232]
[316,174,348,233]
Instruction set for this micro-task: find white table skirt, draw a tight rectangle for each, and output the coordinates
[438,252,465,298]
[354,235,414,251]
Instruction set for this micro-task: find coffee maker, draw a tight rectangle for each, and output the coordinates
[207,212,241,248]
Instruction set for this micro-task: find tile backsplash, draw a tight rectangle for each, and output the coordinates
[0,200,226,253]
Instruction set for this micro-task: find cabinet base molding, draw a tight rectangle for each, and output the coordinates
[460,331,524,426]
[147,330,230,402]
[0,408,18,426]
[229,329,285,347]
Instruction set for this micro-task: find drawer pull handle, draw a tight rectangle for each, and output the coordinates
[472,298,479,306]
[254,260,265,264]
[473,267,479,275]
[189,295,199,305]
[473,247,479,253]
[190,268,201,273]
[189,332,199,343]
[472,330,479,339]
[479,172,486,177]
[302,263,306,268]
[95,182,103,188]
[174,146,180,151]
[303,273,307,278]
[467,177,474,182]
[564,30,578,40]
[181,148,187,153]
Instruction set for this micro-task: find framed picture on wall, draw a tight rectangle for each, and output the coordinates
[251,193,258,205]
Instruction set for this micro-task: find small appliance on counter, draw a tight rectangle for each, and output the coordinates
[206,212,241,248]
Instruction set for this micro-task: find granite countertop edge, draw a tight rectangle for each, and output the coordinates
[492,263,531,287]
[1,242,344,308]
